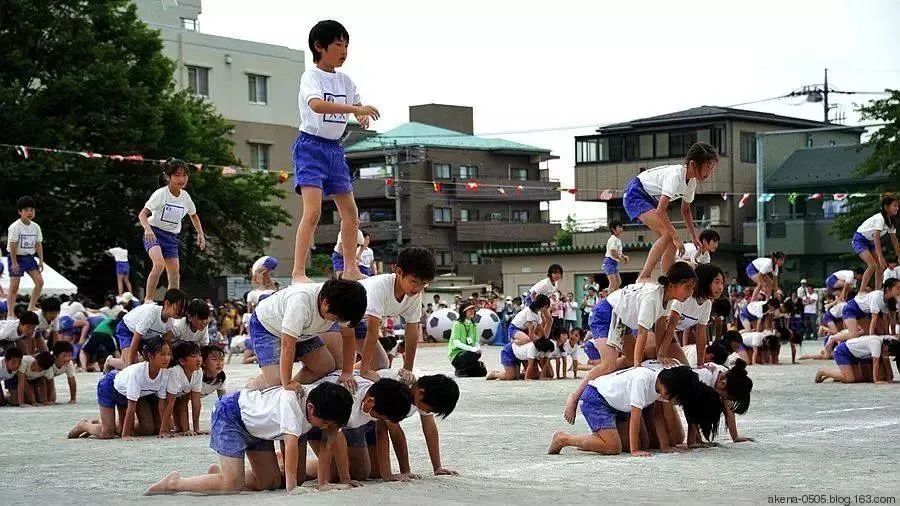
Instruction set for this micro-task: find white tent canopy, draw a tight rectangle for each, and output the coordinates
[1,258,78,296]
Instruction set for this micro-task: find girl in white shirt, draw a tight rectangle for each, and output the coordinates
[138,159,206,303]
[603,221,628,292]
[841,279,900,340]
[670,263,725,367]
[160,341,204,437]
[486,295,554,381]
[621,143,719,281]
[825,268,862,301]
[746,252,786,302]
[852,194,899,291]
[816,335,899,384]
[200,345,227,399]
[526,264,563,307]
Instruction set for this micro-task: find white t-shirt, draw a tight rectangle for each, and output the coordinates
[60,301,87,319]
[856,213,896,241]
[246,289,275,309]
[529,278,558,298]
[346,379,376,429]
[564,301,578,321]
[605,235,623,259]
[298,66,359,140]
[33,309,57,333]
[678,243,710,265]
[741,331,766,348]
[200,373,226,398]
[49,360,76,379]
[333,229,365,254]
[99,304,125,319]
[681,345,699,367]
[828,302,847,319]
[144,187,197,234]
[254,283,336,339]
[7,219,42,255]
[0,320,20,341]
[511,341,537,361]
[802,292,819,315]
[670,296,712,331]
[511,306,543,330]
[692,364,726,389]
[107,247,129,262]
[589,366,660,412]
[122,304,172,340]
[845,335,888,359]
[610,283,667,331]
[171,318,210,345]
[360,274,423,323]
[883,267,900,282]
[166,365,203,397]
[359,247,375,268]
[751,258,778,276]
[854,290,889,315]
[831,270,856,285]
[745,301,767,319]
[238,387,310,439]
[113,362,170,401]
[636,164,697,203]
[0,357,17,381]
[18,355,48,380]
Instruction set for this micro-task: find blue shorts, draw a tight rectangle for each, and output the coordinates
[622,177,657,222]
[825,274,839,290]
[851,232,875,255]
[740,306,758,323]
[57,316,77,333]
[0,260,4,276]
[351,320,369,340]
[115,321,135,350]
[143,226,179,259]
[292,132,353,197]
[580,385,629,432]
[500,342,519,367]
[308,421,376,448]
[842,299,867,321]
[115,261,130,275]
[248,313,324,367]
[97,371,128,408]
[88,316,106,331]
[0,301,7,316]
[746,263,760,279]
[833,342,861,367]
[359,265,373,276]
[507,324,525,340]
[331,251,346,272]
[210,391,275,458]
[7,254,39,277]
[602,257,619,275]
[821,311,839,325]
[583,340,601,361]
[589,299,613,338]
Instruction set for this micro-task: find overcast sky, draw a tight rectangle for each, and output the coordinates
[197,0,899,225]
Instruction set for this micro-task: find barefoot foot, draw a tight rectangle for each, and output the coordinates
[67,419,89,439]
[548,431,566,454]
[145,471,181,495]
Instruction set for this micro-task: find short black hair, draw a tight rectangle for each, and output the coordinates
[722,330,742,351]
[534,337,555,353]
[17,196,35,211]
[186,298,211,319]
[705,342,729,365]
[547,264,563,277]
[368,378,412,423]
[320,279,367,326]
[140,336,169,360]
[397,247,436,281]
[529,294,551,312]
[608,219,623,231]
[201,345,225,361]
[699,229,720,243]
[711,297,731,318]
[308,20,349,63]
[162,289,188,315]
[35,351,54,370]
[18,310,39,326]
[4,347,24,361]
[172,340,201,366]
[416,374,459,419]
[695,263,724,300]
[307,382,353,426]
[40,297,61,313]
[52,340,74,356]
[362,231,370,239]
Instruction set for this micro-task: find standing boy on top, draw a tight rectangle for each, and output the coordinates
[6,196,44,319]
[291,20,381,283]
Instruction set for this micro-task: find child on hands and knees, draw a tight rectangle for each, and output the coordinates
[147,382,354,495]
[106,289,186,370]
[621,143,718,282]
[291,20,379,283]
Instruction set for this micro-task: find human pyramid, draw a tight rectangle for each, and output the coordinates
[1,18,898,497]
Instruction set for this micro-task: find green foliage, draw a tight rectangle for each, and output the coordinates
[832,90,900,242]
[308,253,333,277]
[554,214,577,247]
[0,0,290,299]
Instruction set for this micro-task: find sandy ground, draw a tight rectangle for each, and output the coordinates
[3,343,899,505]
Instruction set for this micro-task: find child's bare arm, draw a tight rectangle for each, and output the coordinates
[158,396,177,436]
[653,404,673,452]
[279,334,298,387]
[402,323,420,372]
[375,421,399,481]
[189,214,206,250]
[420,413,456,475]
[67,375,76,403]
[122,400,138,439]
[308,99,379,119]
[190,391,201,433]
[386,422,415,477]
[283,433,300,492]
[681,200,699,245]
[16,371,25,406]
[35,242,44,268]
[358,315,384,382]
[629,406,648,456]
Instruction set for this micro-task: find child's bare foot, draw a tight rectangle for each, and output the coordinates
[145,471,180,495]
[292,274,312,284]
[207,464,221,474]
[548,431,566,454]
[339,269,367,282]
[814,371,826,383]
[67,419,89,439]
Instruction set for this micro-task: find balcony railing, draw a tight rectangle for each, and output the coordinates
[313,220,399,245]
[443,176,560,201]
[455,221,559,243]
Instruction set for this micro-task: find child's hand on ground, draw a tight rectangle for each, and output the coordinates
[67,399,77,404]
[631,450,652,457]
[733,436,754,443]
[180,430,198,437]
[399,472,421,480]
[341,479,363,488]
[434,467,459,476]
[563,392,579,424]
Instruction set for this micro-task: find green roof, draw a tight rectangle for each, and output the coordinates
[345,122,551,154]
[766,145,885,190]
[479,242,755,257]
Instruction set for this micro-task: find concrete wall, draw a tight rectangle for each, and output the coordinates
[135,0,201,28]
[410,104,474,134]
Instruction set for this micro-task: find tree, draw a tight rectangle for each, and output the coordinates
[0,0,290,300]
[554,214,577,247]
[832,90,900,243]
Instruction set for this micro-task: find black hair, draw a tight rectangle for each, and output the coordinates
[724,359,753,415]
[3,347,23,361]
[171,340,201,367]
[883,278,899,292]
[52,340,74,356]
[397,247,437,281]
[547,264,563,277]
[770,251,786,265]
[186,298,211,319]
[457,303,474,323]
[705,342,729,365]
[694,263,724,300]
[415,374,459,419]
[307,382,353,426]
[529,294,551,312]
[534,337,555,353]
[319,279,367,326]
[608,219,623,231]
[378,334,398,354]
[162,289,188,315]
[549,326,567,342]
[41,297,61,313]
[763,333,780,351]
[308,20,349,63]
[368,378,413,423]
[362,231,370,239]
[881,193,898,229]
[201,345,225,361]
[659,366,722,442]
[685,142,719,167]
[658,261,698,288]
[711,297,731,318]
[160,158,189,186]
[16,196,35,211]
[699,229,720,243]
[140,336,170,360]
[59,294,70,303]
[34,351,55,370]
[721,330,743,351]
[18,311,39,326]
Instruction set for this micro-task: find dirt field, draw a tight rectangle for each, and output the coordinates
[4,343,899,505]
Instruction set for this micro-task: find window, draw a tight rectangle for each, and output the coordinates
[766,222,786,238]
[655,133,669,158]
[489,212,503,222]
[710,126,726,155]
[186,66,209,97]
[435,251,453,266]
[181,18,198,31]
[249,143,270,170]
[468,253,479,264]
[639,134,654,159]
[607,136,623,162]
[459,209,479,222]
[740,132,757,163]
[624,135,639,161]
[511,168,528,180]
[248,74,268,104]
[668,130,697,157]
[459,165,478,179]
[512,210,529,222]
[433,163,451,179]
[575,138,598,163]
[433,207,452,223]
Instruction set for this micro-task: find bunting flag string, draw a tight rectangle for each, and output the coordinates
[738,193,751,208]
[497,187,507,195]
[807,193,823,201]
[432,181,443,193]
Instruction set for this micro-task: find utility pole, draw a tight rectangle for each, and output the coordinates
[823,68,829,123]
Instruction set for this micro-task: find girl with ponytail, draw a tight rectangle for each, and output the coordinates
[852,193,899,291]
